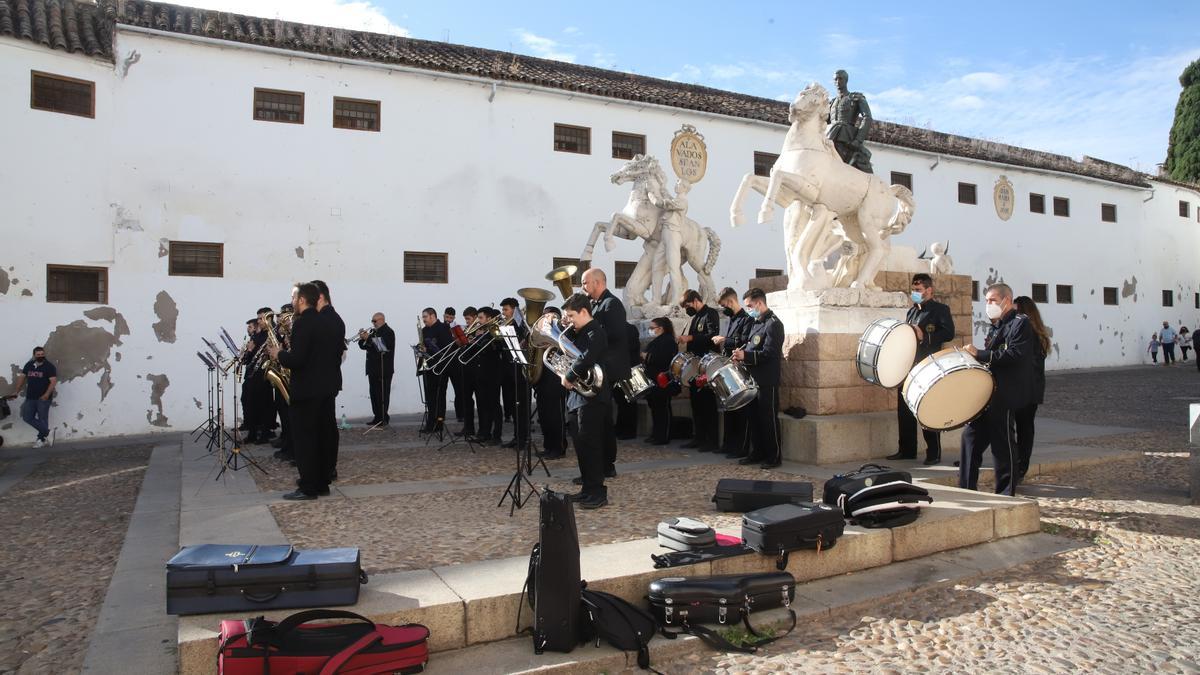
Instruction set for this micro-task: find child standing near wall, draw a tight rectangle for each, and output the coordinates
[1148,334,1160,363]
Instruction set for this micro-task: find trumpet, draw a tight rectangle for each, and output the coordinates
[347,327,375,345]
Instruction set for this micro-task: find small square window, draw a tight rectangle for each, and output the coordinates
[1162,290,1174,307]
[755,268,784,279]
[1101,203,1117,223]
[1056,284,1073,304]
[1031,283,1048,304]
[1029,193,1045,214]
[611,132,645,160]
[1195,292,1199,309]
[1053,196,1070,217]
[403,252,448,284]
[1180,200,1190,218]
[254,88,304,124]
[613,261,639,289]
[169,241,224,277]
[957,183,977,205]
[554,124,590,154]
[333,97,380,131]
[971,280,979,301]
[552,257,589,286]
[1103,287,1118,305]
[31,71,95,118]
[753,152,779,178]
[47,265,107,303]
[890,171,913,191]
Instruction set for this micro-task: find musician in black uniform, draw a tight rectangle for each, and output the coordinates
[358,312,395,427]
[240,317,267,441]
[582,268,629,478]
[457,306,479,437]
[678,289,720,452]
[733,288,785,469]
[561,293,611,509]
[889,273,955,465]
[272,282,340,500]
[961,282,1037,497]
[471,306,504,445]
[443,307,465,424]
[312,280,345,483]
[614,322,642,439]
[711,287,754,458]
[272,302,297,460]
[420,306,453,433]
[499,297,532,448]
[642,317,679,445]
[534,306,568,459]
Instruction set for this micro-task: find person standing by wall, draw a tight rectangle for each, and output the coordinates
[358,312,395,427]
[732,288,785,469]
[1013,296,1050,483]
[8,347,57,447]
[1178,326,1191,362]
[1160,322,1177,365]
[1148,334,1160,364]
[889,273,955,465]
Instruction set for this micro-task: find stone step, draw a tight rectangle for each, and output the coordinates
[177,481,1040,674]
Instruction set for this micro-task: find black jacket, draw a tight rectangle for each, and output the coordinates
[422,321,453,356]
[721,309,754,355]
[278,307,341,402]
[978,309,1037,410]
[242,331,266,381]
[565,319,611,410]
[643,333,678,379]
[741,310,785,387]
[358,323,396,376]
[1031,345,1046,406]
[685,305,720,355]
[318,306,347,392]
[625,323,641,370]
[907,298,955,361]
[591,290,630,380]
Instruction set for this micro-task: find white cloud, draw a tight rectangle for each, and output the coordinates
[666,64,703,82]
[958,71,1009,91]
[563,26,580,35]
[948,94,985,110]
[710,64,746,79]
[873,86,924,105]
[180,0,408,35]
[515,30,576,63]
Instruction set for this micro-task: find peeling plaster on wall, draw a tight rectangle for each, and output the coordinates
[984,268,1004,287]
[44,312,128,402]
[152,291,178,343]
[295,246,305,259]
[146,373,170,427]
[193,398,202,409]
[158,239,169,257]
[112,204,143,231]
[0,268,8,294]
[76,412,84,420]
[20,289,31,297]
[115,352,122,362]
[1052,343,1060,359]
[1121,277,1137,298]
[1082,314,1087,320]
[83,307,131,342]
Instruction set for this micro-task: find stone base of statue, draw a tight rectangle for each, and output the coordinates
[755,271,974,464]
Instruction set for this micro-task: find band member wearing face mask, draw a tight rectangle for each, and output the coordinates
[711,286,754,459]
[961,283,1036,497]
[889,273,954,465]
[732,288,785,469]
[678,289,719,452]
[9,346,57,447]
[642,317,679,445]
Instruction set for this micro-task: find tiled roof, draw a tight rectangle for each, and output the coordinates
[3,0,1151,188]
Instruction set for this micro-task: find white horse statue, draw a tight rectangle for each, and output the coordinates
[581,154,721,311]
[729,83,914,291]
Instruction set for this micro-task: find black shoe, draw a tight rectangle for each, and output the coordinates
[260,431,276,441]
[368,418,382,426]
[273,450,294,461]
[738,456,764,466]
[565,491,587,501]
[605,468,617,478]
[760,460,782,469]
[270,437,286,448]
[317,486,331,496]
[725,452,748,459]
[501,439,518,449]
[886,452,916,461]
[649,439,670,446]
[282,489,317,501]
[616,434,637,440]
[923,456,941,466]
[578,496,608,509]
[643,436,656,443]
[540,452,566,460]
[680,440,702,449]
[696,445,717,453]
[460,428,477,437]
[572,476,584,486]
[329,470,338,482]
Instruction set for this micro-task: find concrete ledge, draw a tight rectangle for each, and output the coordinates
[780,410,963,465]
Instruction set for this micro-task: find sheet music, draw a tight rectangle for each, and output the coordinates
[498,325,529,365]
[371,337,389,354]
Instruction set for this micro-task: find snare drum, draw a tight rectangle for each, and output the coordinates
[669,352,701,386]
[616,364,654,401]
[708,361,758,411]
[857,318,918,388]
[901,347,995,431]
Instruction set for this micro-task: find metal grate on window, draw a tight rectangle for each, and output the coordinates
[552,257,589,286]
[254,88,304,123]
[404,252,448,283]
[1103,287,1118,306]
[753,152,779,178]
[958,183,977,205]
[47,265,107,303]
[333,97,380,131]
[1180,201,1191,218]
[1053,196,1070,217]
[890,171,913,191]
[1101,203,1117,223]
[554,124,590,154]
[1162,290,1174,307]
[755,268,784,279]
[1056,284,1073,304]
[31,71,94,117]
[612,132,645,160]
[1030,193,1045,214]
[1031,283,1048,304]
[614,261,638,289]
[971,281,980,301]
[169,242,223,277]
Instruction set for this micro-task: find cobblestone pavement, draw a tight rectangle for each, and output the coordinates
[0,445,153,674]
[1041,363,1199,430]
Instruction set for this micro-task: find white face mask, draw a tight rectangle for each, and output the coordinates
[985,303,1003,320]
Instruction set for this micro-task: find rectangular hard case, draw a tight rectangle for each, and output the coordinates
[822,464,912,507]
[656,517,716,551]
[741,503,845,555]
[711,479,814,512]
[646,572,796,626]
[166,544,366,616]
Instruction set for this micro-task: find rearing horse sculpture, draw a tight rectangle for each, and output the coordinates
[729,83,914,291]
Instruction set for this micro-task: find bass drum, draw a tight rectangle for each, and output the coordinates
[902,347,995,431]
[616,364,654,401]
[669,352,701,386]
[856,318,918,388]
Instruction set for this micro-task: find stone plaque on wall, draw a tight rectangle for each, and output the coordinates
[993,175,1014,221]
[670,124,707,183]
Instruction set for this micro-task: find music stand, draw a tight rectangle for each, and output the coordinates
[495,325,539,515]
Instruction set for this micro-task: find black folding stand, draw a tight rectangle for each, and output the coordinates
[495,326,541,515]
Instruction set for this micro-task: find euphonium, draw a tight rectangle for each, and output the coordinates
[530,313,603,396]
[518,287,555,383]
[261,311,292,404]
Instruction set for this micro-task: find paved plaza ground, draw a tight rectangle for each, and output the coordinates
[0,363,1195,673]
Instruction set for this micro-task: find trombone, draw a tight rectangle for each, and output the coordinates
[455,315,510,366]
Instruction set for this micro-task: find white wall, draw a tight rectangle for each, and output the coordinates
[1,30,1198,444]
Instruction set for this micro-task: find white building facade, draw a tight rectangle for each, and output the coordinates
[1,0,1197,443]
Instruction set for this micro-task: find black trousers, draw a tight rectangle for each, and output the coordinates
[721,406,750,456]
[646,389,673,443]
[511,368,531,442]
[275,390,291,452]
[689,385,719,448]
[1013,403,1038,482]
[501,369,516,422]
[1180,345,1191,361]
[289,398,327,494]
[614,389,638,439]
[896,388,942,460]
[602,395,618,474]
[746,385,781,464]
[367,370,393,423]
[459,368,477,434]
[960,403,1018,496]
[569,401,608,499]
[242,377,272,434]
[422,373,447,429]
[318,394,339,482]
[448,363,464,421]
[535,378,566,455]
[1163,343,1176,364]
[476,375,502,440]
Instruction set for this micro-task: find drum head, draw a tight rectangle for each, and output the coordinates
[711,365,758,411]
[669,353,700,384]
[700,353,729,377]
[874,324,918,388]
[905,349,995,431]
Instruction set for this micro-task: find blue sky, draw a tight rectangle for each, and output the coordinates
[188,1,1200,172]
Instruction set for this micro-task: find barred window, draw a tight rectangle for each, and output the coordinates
[1056,284,1073,304]
[755,268,784,279]
[403,252,448,284]
[169,241,224,277]
[47,265,107,303]
[1180,200,1191,218]
[31,71,94,118]
[612,132,645,160]
[1103,287,1118,305]
[754,152,779,178]
[957,182,977,205]
[1162,290,1174,307]
[890,171,913,191]
[554,124,590,154]
[254,88,304,124]
[1029,193,1045,214]
[1031,283,1048,304]
[333,97,380,131]
[1101,203,1117,223]
[1053,196,1070,217]
[614,261,638,289]
[552,257,589,286]
[971,281,980,301]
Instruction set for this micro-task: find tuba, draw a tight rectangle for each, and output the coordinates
[530,313,603,396]
[545,265,578,300]
[518,287,555,383]
[261,311,292,404]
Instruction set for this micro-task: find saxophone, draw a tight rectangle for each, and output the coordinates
[262,311,292,404]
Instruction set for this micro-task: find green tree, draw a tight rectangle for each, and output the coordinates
[1165,59,1200,182]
